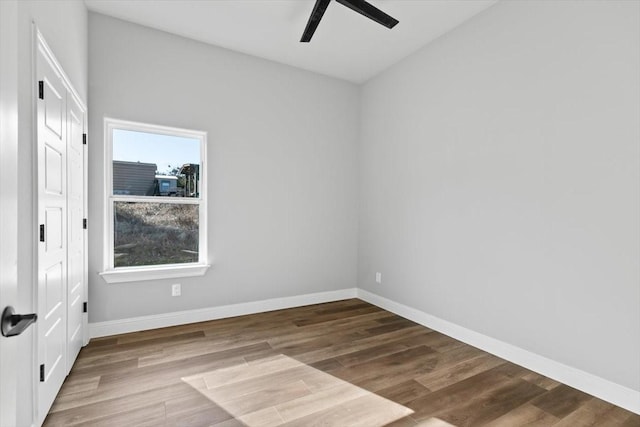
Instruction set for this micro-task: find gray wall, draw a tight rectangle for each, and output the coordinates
[88,13,359,322]
[358,0,639,391]
[14,1,88,425]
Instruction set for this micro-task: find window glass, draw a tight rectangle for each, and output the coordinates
[114,202,199,267]
[112,129,201,198]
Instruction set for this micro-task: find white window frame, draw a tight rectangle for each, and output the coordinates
[100,118,209,283]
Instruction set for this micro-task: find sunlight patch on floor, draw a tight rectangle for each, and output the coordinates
[182,354,414,426]
[415,418,458,427]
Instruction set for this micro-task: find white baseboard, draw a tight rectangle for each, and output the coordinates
[89,288,357,338]
[357,289,640,415]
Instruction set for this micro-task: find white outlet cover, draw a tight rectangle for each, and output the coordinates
[375,272,382,284]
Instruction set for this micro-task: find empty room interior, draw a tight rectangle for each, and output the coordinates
[0,0,639,426]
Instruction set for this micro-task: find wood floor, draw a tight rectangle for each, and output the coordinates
[44,299,640,427]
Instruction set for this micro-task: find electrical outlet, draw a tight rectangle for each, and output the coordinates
[375,272,382,284]
[171,283,181,297]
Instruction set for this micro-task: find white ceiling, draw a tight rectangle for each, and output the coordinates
[84,0,498,83]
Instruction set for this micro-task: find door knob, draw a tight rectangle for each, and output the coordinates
[1,306,37,337]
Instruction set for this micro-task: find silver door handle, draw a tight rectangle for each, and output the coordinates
[1,306,37,337]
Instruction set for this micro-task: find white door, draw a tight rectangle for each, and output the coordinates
[66,93,85,372]
[0,1,20,425]
[36,46,68,421]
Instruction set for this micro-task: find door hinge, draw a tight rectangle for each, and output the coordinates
[39,364,45,382]
[83,133,87,145]
[83,302,88,313]
[39,224,45,242]
[38,81,44,100]
[83,218,87,229]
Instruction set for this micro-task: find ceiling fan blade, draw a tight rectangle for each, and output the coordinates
[334,0,399,29]
[300,0,332,42]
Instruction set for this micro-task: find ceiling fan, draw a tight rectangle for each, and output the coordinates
[300,0,399,42]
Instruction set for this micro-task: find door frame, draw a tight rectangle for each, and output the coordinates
[0,1,20,425]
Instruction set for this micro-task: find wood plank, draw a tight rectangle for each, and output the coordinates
[238,407,285,427]
[383,416,420,427]
[530,384,593,418]
[275,382,368,422]
[364,317,419,335]
[57,375,100,396]
[46,383,194,424]
[377,379,432,405]
[435,378,546,426]
[211,379,312,418]
[279,394,413,427]
[82,330,205,356]
[309,357,343,371]
[483,404,560,427]
[521,371,561,390]
[552,398,638,427]
[291,325,429,365]
[416,353,505,391]
[408,365,521,420]
[196,354,302,389]
[293,304,382,327]
[164,392,232,427]
[44,401,166,427]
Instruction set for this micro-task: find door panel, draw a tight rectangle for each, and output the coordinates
[44,145,63,194]
[43,78,63,138]
[42,317,64,383]
[37,47,68,421]
[44,263,63,317]
[45,208,63,252]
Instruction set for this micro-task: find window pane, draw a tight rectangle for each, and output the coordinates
[112,129,201,197]
[114,202,199,267]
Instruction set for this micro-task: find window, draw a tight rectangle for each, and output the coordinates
[100,118,209,283]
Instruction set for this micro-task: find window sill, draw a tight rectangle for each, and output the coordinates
[99,264,210,284]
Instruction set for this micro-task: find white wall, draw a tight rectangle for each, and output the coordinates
[13,1,88,425]
[88,14,359,323]
[358,0,639,393]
